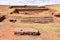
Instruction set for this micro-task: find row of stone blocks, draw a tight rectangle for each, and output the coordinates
[21,16,53,23]
[0,15,53,23]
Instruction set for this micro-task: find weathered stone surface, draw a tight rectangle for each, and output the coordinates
[21,16,53,23]
[14,28,40,35]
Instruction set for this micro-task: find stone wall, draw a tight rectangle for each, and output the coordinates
[21,16,53,23]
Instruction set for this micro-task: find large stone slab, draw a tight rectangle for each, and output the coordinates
[21,16,53,23]
[14,27,40,35]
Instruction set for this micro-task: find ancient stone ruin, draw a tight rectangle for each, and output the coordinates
[21,16,53,23]
[0,5,56,23]
[14,27,40,35]
[7,6,55,23]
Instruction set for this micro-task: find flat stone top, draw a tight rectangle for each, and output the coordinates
[14,27,38,32]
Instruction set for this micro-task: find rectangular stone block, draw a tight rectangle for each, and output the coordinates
[21,16,53,23]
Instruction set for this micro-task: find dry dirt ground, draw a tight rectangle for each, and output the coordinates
[0,22,60,40]
[0,4,60,40]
